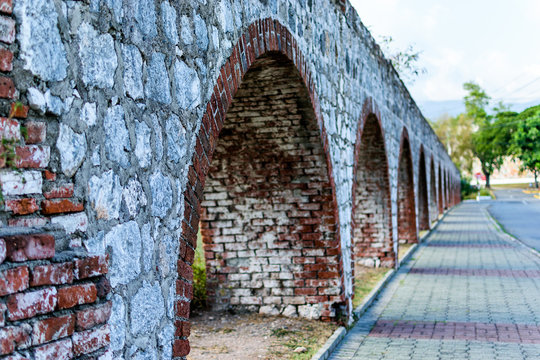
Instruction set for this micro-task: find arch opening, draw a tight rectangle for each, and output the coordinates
[438,165,444,214]
[429,158,438,224]
[352,114,394,269]
[417,150,430,231]
[397,133,417,244]
[199,53,340,320]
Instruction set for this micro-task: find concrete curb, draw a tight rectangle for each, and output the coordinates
[311,207,454,360]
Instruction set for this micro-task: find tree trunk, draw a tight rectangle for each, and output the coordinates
[485,173,490,188]
[535,170,538,189]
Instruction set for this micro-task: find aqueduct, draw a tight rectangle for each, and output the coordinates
[0,0,459,358]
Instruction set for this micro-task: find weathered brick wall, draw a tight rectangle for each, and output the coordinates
[0,233,110,359]
[429,159,438,222]
[397,133,417,243]
[417,150,429,231]
[352,113,394,268]
[201,55,340,319]
[2,0,463,358]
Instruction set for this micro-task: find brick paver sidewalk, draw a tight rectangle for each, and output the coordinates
[330,202,540,360]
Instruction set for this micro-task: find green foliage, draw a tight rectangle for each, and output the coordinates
[509,105,540,187]
[430,114,475,175]
[191,231,208,310]
[460,177,477,199]
[463,81,490,121]
[378,36,426,84]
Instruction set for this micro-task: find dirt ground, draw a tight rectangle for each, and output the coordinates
[187,310,338,360]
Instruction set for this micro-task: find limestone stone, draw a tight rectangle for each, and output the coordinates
[132,349,157,360]
[105,221,142,287]
[259,305,280,316]
[220,0,234,33]
[15,0,68,81]
[78,22,118,89]
[174,60,200,110]
[130,281,165,336]
[141,223,153,273]
[165,114,187,163]
[56,124,87,177]
[158,234,177,278]
[84,231,105,255]
[122,178,147,218]
[282,305,298,317]
[105,0,123,23]
[161,2,178,45]
[145,53,171,104]
[122,45,144,100]
[27,88,46,115]
[298,304,321,320]
[44,91,64,116]
[109,294,126,351]
[149,170,172,218]
[158,323,174,360]
[135,120,152,168]
[129,0,157,39]
[104,105,131,168]
[180,15,193,45]
[194,12,208,51]
[88,170,122,220]
[0,171,42,196]
[81,102,97,127]
[151,115,164,161]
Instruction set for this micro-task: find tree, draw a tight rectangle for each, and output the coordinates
[510,105,540,188]
[463,81,510,187]
[430,114,475,176]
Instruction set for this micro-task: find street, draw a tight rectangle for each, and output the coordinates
[488,188,540,252]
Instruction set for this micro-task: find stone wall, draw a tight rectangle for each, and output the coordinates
[1,0,461,358]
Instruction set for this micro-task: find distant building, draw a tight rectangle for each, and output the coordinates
[472,157,534,186]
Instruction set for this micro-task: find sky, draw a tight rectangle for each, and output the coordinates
[349,0,540,112]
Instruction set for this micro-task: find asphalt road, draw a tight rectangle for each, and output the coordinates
[487,188,540,251]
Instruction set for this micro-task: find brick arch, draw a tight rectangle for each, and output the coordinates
[351,98,394,269]
[444,170,449,210]
[438,164,444,214]
[417,146,430,231]
[429,156,438,223]
[397,127,417,244]
[176,18,342,357]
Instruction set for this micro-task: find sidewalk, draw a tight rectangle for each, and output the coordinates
[329,202,540,360]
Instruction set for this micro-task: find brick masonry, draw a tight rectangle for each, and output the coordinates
[1,0,462,359]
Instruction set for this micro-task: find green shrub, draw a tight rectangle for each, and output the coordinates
[191,231,207,310]
[460,177,477,199]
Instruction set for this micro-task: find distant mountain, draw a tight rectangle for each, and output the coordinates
[418,99,540,122]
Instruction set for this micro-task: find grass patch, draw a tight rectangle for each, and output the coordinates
[398,243,414,262]
[491,183,532,189]
[352,266,390,308]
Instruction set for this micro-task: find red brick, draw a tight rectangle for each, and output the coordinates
[57,283,97,310]
[33,338,73,360]
[31,262,74,286]
[0,266,29,296]
[0,47,11,71]
[0,116,19,140]
[0,75,15,98]
[0,325,31,355]
[5,198,39,215]
[0,0,12,14]
[177,259,193,281]
[9,102,28,118]
[75,301,112,330]
[43,183,74,199]
[74,254,108,280]
[7,217,48,228]
[4,234,55,262]
[41,199,84,215]
[32,314,75,346]
[15,145,50,168]
[7,288,57,321]
[43,170,56,181]
[96,276,111,298]
[72,324,110,356]
[173,339,190,357]
[175,320,191,337]
[175,300,190,318]
[24,121,46,144]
